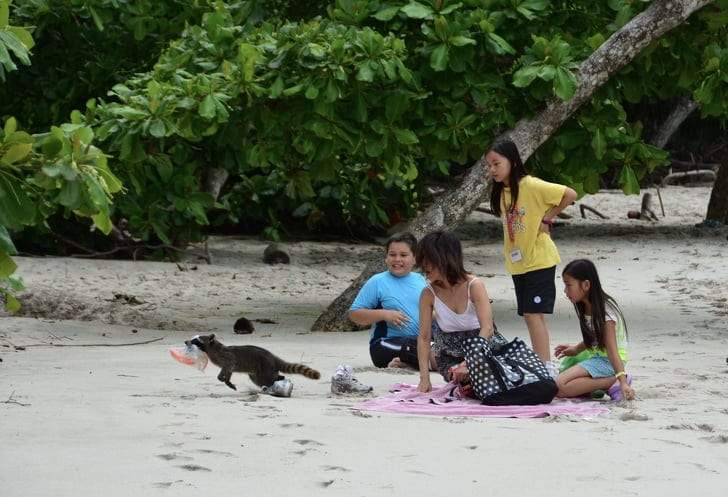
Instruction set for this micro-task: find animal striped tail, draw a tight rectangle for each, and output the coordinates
[280,362,320,380]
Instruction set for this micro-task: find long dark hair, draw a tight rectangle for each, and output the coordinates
[415,231,468,287]
[562,259,627,348]
[488,139,527,217]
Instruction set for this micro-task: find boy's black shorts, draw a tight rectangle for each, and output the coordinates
[512,265,556,316]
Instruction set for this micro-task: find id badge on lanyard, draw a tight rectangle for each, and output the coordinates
[506,207,522,263]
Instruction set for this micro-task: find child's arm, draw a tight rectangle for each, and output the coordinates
[349,308,408,328]
[470,279,494,339]
[542,186,577,225]
[554,341,586,358]
[417,289,435,393]
[603,321,635,400]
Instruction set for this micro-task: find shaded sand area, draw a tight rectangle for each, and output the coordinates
[1,186,727,496]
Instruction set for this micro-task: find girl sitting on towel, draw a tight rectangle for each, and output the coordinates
[555,259,635,401]
[415,231,505,393]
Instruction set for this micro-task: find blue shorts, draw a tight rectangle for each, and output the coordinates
[579,356,616,378]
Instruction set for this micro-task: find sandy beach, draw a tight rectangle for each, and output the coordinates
[1,186,727,496]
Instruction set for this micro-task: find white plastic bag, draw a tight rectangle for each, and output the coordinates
[169,344,208,371]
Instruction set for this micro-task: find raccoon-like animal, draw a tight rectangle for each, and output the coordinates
[186,334,320,390]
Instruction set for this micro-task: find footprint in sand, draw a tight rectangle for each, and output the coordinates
[318,480,335,488]
[178,464,212,472]
[293,439,324,446]
[322,465,351,472]
[280,423,304,428]
[196,449,236,457]
[153,480,184,488]
[620,412,649,422]
[157,453,193,462]
[703,434,728,444]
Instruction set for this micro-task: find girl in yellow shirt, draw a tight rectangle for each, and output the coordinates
[486,139,577,375]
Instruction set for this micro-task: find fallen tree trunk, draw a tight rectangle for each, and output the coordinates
[312,0,715,331]
[649,96,700,149]
[705,158,728,223]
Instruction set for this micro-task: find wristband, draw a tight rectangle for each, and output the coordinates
[615,371,627,379]
[541,218,554,226]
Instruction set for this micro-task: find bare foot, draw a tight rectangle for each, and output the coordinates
[387,357,404,368]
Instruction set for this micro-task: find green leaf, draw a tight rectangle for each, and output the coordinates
[393,128,419,145]
[591,129,607,160]
[373,5,400,21]
[3,291,20,312]
[238,43,259,82]
[402,1,433,19]
[57,180,82,208]
[487,33,516,55]
[0,250,17,278]
[88,6,104,31]
[0,224,16,255]
[0,175,34,229]
[440,3,463,15]
[356,62,375,82]
[305,85,319,100]
[0,1,8,28]
[269,76,285,98]
[4,116,16,135]
[512,65,541,87]
[199,95,217,119]
[91,212,113,235]
[618,165,640,195]
[430,44,449,72]
[450,36,476,47]
[149,120,166,138]
[1,143,32,165]
[553,67,577,100]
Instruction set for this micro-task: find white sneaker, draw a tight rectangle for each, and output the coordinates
[263,378,293,397]
[331,364,373,395]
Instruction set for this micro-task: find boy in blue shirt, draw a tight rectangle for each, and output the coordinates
[350,232,428,368]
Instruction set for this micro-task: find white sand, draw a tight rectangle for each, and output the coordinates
[1,186,727,496]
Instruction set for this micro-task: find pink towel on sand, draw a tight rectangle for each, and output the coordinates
[355,383,608,418]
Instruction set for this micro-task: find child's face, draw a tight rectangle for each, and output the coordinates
[420,261,444,285]
[563,274,590,303]
[385,242,416,277]
[486,150,511,183]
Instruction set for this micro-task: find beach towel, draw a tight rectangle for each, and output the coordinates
[355,383,608,418]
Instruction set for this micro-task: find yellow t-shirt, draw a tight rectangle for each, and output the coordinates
[500,175,566,275]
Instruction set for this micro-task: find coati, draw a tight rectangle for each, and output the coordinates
[186,334,320,391]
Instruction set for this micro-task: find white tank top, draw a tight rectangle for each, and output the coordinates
[427,278,481,332]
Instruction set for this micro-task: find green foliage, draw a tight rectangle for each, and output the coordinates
[0,0,34,81]
[1,0,727,254]
[0,115,122,310]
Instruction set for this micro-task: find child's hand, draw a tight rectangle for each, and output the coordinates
[621,383,635,401]
[539,219,552,234]
[384,310,409,327]
[417,377,432,393]
[554,344,577,358]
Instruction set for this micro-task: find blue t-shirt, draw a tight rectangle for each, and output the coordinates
[350,271,426,339]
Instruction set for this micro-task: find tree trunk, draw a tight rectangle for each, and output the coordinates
[311,0,715,332]
[203,167,229,201]
[705,158,728,223]
[649,96,699,149]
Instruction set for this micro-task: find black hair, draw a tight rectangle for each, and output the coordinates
[415,231,468,287]
[488,139,527,217]
[385,232,417,253]
[562,259,628,348]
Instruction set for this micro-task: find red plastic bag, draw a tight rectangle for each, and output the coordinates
[169,344,208,371]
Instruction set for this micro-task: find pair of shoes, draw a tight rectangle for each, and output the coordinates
[607,374,633,401]
[262,378,293,397]
[545,361,559,380]
[331,364,373,395]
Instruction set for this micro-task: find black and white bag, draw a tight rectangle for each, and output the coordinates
[463,336,557,406]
